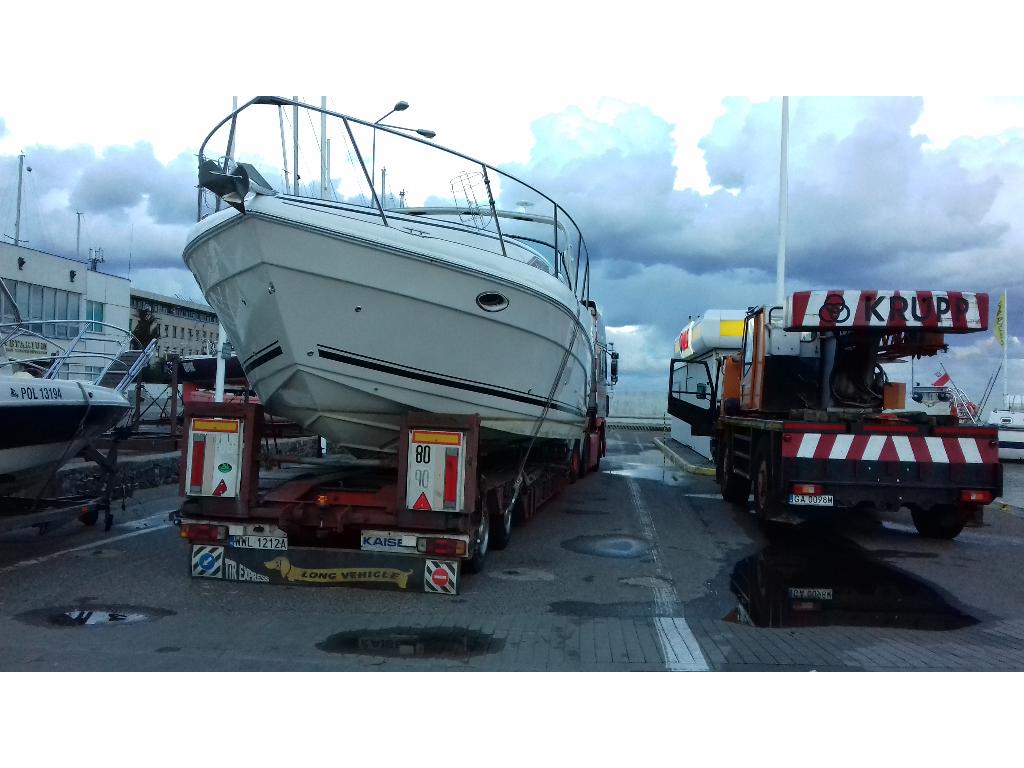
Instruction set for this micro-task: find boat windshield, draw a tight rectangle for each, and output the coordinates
[196,97,591,302]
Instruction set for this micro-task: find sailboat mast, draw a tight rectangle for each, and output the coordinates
[14,153,25,247]
[1005,290,1010,409]
[320,97,328,199]
[292,96,299,195]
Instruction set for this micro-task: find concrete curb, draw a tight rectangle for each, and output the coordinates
[654,437,716,477]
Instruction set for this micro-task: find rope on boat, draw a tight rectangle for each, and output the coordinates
[501,312,584,519]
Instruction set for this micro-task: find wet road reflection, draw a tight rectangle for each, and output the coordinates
[726,526,977,630]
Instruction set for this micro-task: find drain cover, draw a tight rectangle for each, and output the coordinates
[317,627,499,659]
[562,535,650,559]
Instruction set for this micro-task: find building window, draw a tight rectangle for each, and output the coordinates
[86,300,104,333]
[163,324,168,337]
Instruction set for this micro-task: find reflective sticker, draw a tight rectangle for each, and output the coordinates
[191,545,224,578]
[423,560,458,595]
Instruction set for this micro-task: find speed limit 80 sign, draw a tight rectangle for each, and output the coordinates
[405,430,466,513]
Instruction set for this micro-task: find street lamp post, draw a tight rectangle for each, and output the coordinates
[371,100,408,200]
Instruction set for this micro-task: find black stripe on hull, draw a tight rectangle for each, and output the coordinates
[315,345,583,417]
[242,344,283,375]
[0,403,128,450]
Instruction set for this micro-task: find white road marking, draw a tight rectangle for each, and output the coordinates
[627,477,710,672]
[0,510,174,574]
[681,493,727,500]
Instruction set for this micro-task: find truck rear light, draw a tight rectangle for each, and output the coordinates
[792,483,824,496]
[316,494,329,508]
[960,490,993,504]
[180,523,227,542]
[416,537,467,557]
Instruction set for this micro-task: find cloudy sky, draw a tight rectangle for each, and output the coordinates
[2,3,1021,405]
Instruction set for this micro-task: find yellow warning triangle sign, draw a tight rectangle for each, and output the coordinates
[412,492,432,511]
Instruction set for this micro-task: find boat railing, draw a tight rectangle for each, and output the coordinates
[196,96,591,303]
[0,320,156,390]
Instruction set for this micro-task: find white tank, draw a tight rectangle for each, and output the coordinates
[673,310,746,360]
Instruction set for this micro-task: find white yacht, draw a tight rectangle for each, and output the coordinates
[989,408,1024,461]
[183,97,601,454]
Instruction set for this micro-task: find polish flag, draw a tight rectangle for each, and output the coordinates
[933,371,951,387]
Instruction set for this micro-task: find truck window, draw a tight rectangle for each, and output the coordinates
[743,316,755,373]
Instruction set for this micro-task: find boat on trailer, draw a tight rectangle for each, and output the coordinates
[0,298,155,496]
[183,96,604,454]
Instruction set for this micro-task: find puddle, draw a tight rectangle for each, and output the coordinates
[560,506,608,516]
[72,549,122,559]
[620,576,673,589]
[317,627,499,659]
[487,568,556,582]
[16,604,174,628]
[600,462,688,486]
[562,534,650,559]
[548,600,657,618]
[726,528,977,630]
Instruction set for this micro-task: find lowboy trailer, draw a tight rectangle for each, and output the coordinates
[174,400,603,594]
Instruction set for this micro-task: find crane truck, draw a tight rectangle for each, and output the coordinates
[670,290,1001,540]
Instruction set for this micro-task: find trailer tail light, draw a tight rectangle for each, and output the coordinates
[792,483,824,496]
[960,490,993,504]
[316,494,329,508]
[416,537,467,557]
[180,523,228,542]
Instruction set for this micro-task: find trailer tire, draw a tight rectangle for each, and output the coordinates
[78,507,100,527]
[490,498,513,551]
[464,513,490,574]
[752,452,781,521]
[719,446,751,504]
[569,440,582,483]
[911,505,966,540]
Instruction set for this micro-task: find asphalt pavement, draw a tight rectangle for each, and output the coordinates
[2,430,1024,671]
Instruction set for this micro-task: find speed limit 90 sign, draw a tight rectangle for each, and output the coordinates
[406,430,465,513]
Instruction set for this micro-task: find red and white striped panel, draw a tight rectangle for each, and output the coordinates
[782,432,998,464]
[784,290,988,333]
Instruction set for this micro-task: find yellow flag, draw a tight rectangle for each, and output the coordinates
[995,291,1006,347]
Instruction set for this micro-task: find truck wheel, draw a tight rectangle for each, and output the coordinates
[568,440,582,483]
[719,446,751,504]
[490,499,513,551]
[464,513,490,574]
[752,453,781,521]
[911,505,967,540]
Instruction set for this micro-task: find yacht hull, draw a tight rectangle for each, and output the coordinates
[0,377,130,496]
[183,198,592,453]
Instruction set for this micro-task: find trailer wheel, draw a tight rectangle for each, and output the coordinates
[464,513,490,574]
[719,446,751,504]
[569,440,582,483]
[911,505,967,540]
[752,453,781,521]
[490,497,513,551]
[78,507,100,527]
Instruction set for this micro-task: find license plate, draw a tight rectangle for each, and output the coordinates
[789,587,833,600]
[229,535,287,550]
[788,494,834,506]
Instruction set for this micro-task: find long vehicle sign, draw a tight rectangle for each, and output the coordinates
[785,291,988,333]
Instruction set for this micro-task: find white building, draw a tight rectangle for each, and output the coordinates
[129,288,219,358]
[1,243,130,380]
